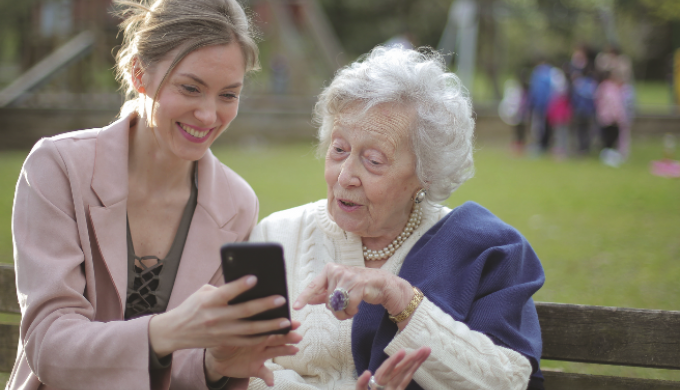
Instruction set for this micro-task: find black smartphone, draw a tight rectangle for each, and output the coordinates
[220,242,291,335]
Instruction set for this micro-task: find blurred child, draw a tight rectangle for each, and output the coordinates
[499,73,531,155]
[529,60,553,153]
[546,68,572,159]
[571,69,598,155]
[595,71,627,167]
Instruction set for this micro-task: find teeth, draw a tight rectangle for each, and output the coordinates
[179,123,209,138]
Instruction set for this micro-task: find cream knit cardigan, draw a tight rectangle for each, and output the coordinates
[248,200,532,390]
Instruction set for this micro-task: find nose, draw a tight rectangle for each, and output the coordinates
[194,98,217,126]
[337,157,361,188]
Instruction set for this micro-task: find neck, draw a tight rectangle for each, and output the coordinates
[362,233,401,251]
[128,115,194,194]
[362,203,423,261]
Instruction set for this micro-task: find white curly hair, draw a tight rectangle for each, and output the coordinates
[314,45,475,205]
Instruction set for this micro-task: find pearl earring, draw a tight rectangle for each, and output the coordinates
[414,189,426,204]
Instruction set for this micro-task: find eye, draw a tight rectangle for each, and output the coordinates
[221,92,239,100]
[182,85,199,94]
[334,147,344,153]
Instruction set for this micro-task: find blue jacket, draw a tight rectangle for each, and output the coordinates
[529,64,553,114]
[352,202,545,389]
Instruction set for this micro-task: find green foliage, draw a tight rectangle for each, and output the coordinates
[641,0,680,21]
[320,0,450,56]
[0,0,38,25]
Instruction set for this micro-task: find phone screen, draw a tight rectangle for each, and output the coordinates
[220,242,291,334]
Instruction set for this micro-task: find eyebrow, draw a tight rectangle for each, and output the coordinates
[178,73,243,89]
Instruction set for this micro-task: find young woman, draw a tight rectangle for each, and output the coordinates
[7,1,300,389]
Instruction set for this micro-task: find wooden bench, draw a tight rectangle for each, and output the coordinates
[1,263,679,388]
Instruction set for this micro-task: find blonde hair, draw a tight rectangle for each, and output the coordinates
[113,0,259,116]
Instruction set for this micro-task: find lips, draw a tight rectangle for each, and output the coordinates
[337,198,362,212]
[177,122,212,139]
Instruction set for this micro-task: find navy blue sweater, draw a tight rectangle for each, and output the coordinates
[351,202,545,389]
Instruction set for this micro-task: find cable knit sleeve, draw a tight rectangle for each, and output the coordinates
[385,297,532,390]
[248,362,320,390]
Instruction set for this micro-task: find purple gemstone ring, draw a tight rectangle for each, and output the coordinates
[328,287,349,312]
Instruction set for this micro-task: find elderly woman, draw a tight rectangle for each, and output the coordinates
[249,46,545,390]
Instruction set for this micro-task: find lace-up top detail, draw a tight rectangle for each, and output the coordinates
[124,170,198,320]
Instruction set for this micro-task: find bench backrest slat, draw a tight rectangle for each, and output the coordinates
[537,302,680,370]
[0,264,19,314]
[0,323,20,372]
[543,371,680,390]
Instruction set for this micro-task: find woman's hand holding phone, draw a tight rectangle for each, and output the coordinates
[148,275,301,383]
[205,320,302,385]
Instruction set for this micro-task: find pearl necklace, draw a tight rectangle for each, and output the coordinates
[363,203,423,261]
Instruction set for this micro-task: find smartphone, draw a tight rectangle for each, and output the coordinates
[220,242,291,335]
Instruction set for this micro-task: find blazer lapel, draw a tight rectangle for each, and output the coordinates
[89,116,131,315]
[166,208,237,310]
[167,149,240,310]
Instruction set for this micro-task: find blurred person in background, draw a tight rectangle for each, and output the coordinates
[7,1,302,389]
[570,67,598,156]
[546,66,572,159]
[569,45,590,76]
[595,70,628,167]
[249,46,546,390]
[529,59,553,154]
[596,44,634,158]
[498,68,531,156]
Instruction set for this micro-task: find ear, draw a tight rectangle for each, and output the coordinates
[131,57,146,95]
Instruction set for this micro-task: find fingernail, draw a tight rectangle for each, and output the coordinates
[274,297,286,306]
[246,276,257,286]
[279,320,291,328]
[293,300,301,309]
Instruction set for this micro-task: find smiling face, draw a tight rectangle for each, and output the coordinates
[324,103,422,245]
[139,43,245,161]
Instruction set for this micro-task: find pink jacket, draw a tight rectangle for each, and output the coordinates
[7,115,258,390]
[595,79,627,128]
[547,94,572,127]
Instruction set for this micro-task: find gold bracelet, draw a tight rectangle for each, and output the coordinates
[389,287,424,323]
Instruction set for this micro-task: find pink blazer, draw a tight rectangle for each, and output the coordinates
[7,115,258,390]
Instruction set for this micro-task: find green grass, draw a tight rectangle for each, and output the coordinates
[635,81,675,113]
[212,142,328,222]
[1,138,679,382]
[0,150,25,264]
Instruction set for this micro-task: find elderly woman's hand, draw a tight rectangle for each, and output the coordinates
[355,347,431,390]
[293,263,415,323]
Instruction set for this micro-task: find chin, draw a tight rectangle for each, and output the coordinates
[329,209,363,235]
[173,143,210,162]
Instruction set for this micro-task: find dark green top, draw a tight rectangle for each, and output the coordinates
[124,167,228,388]
[124,172,198,320]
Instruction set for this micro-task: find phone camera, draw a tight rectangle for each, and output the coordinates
[227,253,234,263]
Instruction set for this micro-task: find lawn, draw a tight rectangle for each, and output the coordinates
[1,137,679,382]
